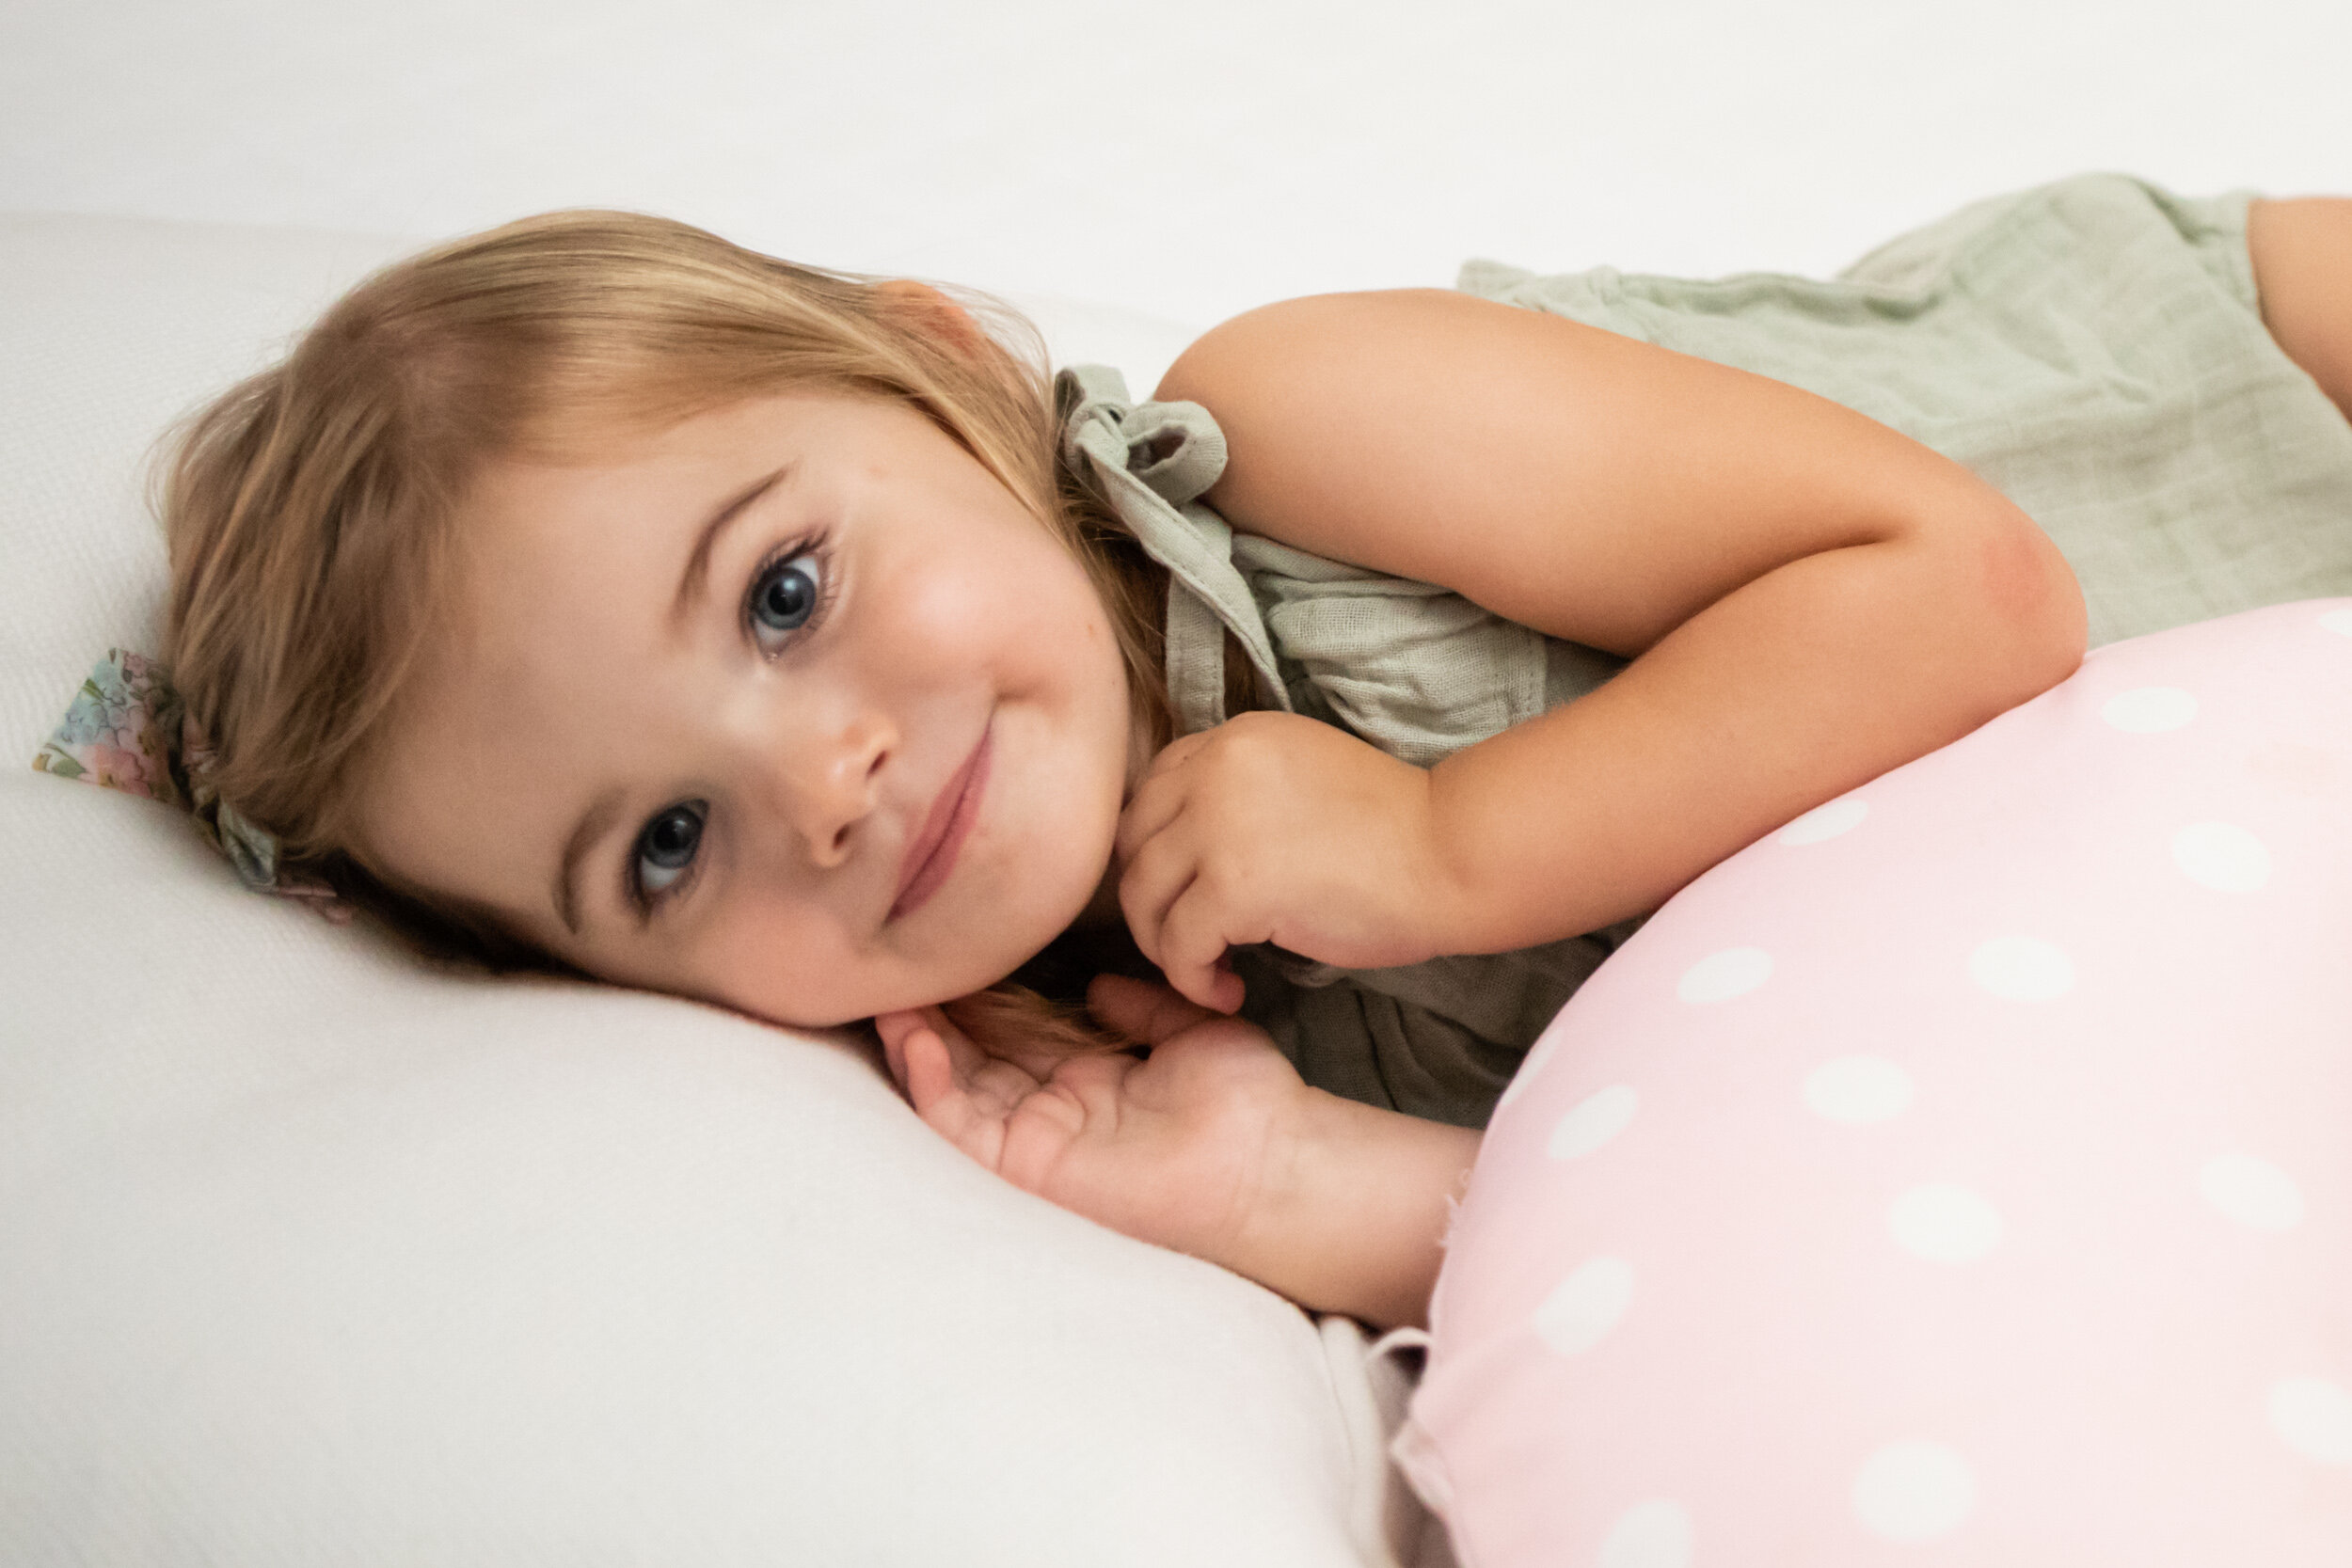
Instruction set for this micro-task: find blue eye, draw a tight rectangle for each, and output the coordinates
[748,548,825,650]
[635,801,706,898]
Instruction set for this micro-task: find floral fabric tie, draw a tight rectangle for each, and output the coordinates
[33,649,349,920]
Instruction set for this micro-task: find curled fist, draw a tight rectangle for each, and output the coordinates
[1115,710,1470,1011]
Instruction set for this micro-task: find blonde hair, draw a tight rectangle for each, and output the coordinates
[163,210,1171,1050]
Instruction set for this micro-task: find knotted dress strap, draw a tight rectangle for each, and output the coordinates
[1056,364,1292,735]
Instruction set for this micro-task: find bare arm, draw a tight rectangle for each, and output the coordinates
[882,975,1478,1329]
[1252,1078,1480,1329]
[1153,290,2086,958]
[2249,196,2352,425]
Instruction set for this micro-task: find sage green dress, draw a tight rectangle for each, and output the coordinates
[1057,173,2352,1128]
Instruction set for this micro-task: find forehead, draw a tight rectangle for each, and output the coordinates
[474,392,813,552]
[447,388,925,657]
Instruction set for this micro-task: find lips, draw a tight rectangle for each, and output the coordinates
[889,723,992,922]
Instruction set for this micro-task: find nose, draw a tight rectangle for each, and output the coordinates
[776,709,894,870]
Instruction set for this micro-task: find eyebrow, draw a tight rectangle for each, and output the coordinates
[554,784,627,938]
[672,463,794,626]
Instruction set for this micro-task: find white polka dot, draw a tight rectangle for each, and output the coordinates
[1496,1030,1560,1112]
[1804,1055,1915,1125]
[2101,686,2199,733]
[1677,947,1772,1004]
[1889,1183,2005,1263]
[1967,935,2074,1001]
[1597,1498,1693,1568]
[1778,796,1869,846]
[1549,1085,1640,1160]
[2201,1154,2306,1231]
[2170,821,2273,893]
[1534,1257,1635,1355]
[2269,1378,2352,1465]
[2319,608,2352,638]
[1852,1441,1978,1541]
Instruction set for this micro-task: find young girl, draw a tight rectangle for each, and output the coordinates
[151,174,2352,1332]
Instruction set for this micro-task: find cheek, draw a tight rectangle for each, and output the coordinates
[1027,554,1129,697]
[682,900,877,1026]
[919,551,1104,693]
[695,912,1013,1028]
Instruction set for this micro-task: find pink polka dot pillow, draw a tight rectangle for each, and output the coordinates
[1400,599,2352,1566]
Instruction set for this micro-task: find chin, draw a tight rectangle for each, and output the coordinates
[942,847,1114,1000]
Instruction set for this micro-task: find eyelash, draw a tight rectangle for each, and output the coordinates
[741,528,837,657]
[626,528,839,916]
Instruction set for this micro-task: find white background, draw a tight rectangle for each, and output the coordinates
[6,0,2350,332]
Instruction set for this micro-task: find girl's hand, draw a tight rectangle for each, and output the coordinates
[880,973,1482,1329]
[877,974,1314,1274]
[1115,710,1468,1012]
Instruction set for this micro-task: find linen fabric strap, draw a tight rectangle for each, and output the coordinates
[1056,364,1293,735]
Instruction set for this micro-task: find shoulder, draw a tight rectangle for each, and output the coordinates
[1145,287,1714,645]
[1153,288,1541,411]
[1146,287,1625,584]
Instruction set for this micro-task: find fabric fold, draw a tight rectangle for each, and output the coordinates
[1057,364,1290,734]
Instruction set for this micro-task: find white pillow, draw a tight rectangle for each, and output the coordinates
[0,212,1415,1566]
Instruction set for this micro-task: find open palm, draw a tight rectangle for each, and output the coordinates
[877,974,1312,1271]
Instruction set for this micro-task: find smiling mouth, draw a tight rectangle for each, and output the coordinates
[889,723,993,923]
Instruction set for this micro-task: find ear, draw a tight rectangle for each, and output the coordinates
[873,279,993,360]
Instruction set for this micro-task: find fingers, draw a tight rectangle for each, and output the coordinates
[1155,888,1252,1012]
[1111,728,1216,865]
[1088,972,1234,1044]
[1119,729,1277,1014]
[898,1020,962,1122]
[1121,853,1252,1011]
[874,1007,952,1109]
[877,1006,989,1115]
[1155,951,1246,1016]
[1116,736,1217,1001]
[875,1008,922,1097]
[1119,817,1252,1011]
[877,1006,1031,1174]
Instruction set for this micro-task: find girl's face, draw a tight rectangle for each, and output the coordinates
[357,389,1145,1027]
